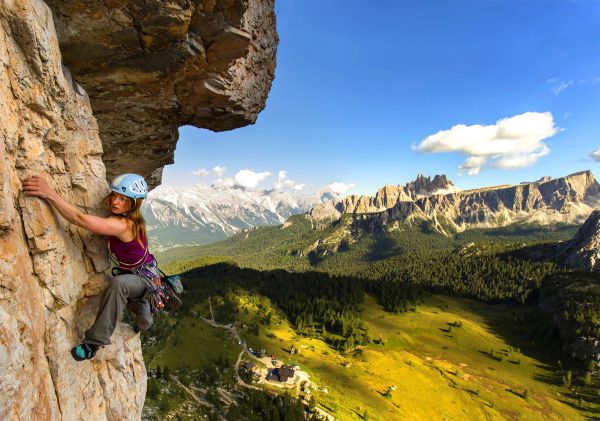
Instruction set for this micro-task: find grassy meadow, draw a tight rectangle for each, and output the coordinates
[145,223,598,420]
[145,287,593,420]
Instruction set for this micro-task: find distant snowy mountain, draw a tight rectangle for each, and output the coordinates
[142,184,338,250]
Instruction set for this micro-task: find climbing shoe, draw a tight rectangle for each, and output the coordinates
[70,343,98,361]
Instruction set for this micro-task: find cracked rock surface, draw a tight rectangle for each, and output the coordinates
[560,210,600,271]
[1,1,145,419]
[46,0,278,187]
[1,0,276,418]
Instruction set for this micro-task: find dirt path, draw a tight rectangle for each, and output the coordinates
[208,297,215,322]
[169,375,228,421]
[233,348,261,390]
[199,312,338,420]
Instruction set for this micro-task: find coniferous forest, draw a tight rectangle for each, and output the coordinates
[143,219,600,419]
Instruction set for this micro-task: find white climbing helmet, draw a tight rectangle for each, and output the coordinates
[110,173,148,199]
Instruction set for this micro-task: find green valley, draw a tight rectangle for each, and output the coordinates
[142,217,600,420]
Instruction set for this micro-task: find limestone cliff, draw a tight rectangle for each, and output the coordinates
[46,0,278,187]
[0,0,277,419]
[1,1,145,419]
[559,210,600,272]
[313,171,600,234]
[334,174,456,215]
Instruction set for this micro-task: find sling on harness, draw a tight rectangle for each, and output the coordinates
[110,241,183,314]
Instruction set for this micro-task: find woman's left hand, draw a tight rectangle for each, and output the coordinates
[22,175,55,200]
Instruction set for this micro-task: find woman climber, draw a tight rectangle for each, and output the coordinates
[23,173,157,361]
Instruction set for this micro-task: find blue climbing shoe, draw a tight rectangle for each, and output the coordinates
[71,343,98,361]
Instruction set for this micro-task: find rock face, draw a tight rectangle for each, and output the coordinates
[307,201,342,228]
[313,171,600,234]
[559,210,600,271]
[334,174,457,214]
[46,0,278,187]
[0,0,277,417]
[415,170,600,233]
[1,1,146,419]
[404,174,455,199]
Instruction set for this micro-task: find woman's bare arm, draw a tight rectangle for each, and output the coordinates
[22,175,129,237]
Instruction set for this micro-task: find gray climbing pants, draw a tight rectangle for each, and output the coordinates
[84,273,153,346]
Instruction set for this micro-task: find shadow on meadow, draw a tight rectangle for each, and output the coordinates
[166,261,599,418]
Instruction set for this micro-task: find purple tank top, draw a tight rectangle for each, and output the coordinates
[109,235,153,269]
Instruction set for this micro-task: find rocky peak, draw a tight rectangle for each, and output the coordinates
[310,171,600,234]
[335,194,372,214]
[404,174,455,198]
[372,185,413,210]
[326,174,457,216]
[560,210,600,271]
[559,170,600,200]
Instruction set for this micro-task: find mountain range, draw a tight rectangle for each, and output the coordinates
[310,170,600,235]
[142,184,338,250]
[147,171,600,253]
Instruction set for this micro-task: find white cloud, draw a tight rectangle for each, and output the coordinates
[549,79,573,95]
[273,171,288,189]
[417,112,559,176]
[191,168,209,177]
[273,170,305,191]
[328,182,355,194]
[591,147,600,162]
[459,157,486,176]
[214,177,235,187]
[493,144,550,169]
[547,76,600,94]
[234,169,272,188]
[212,165,227,177]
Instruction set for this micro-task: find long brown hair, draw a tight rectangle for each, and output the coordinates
[104,193,147,246]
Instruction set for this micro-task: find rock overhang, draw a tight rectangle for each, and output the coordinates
[46,0,279,188]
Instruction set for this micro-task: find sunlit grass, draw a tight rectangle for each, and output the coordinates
[148,291,590,420]
[149,314,240,371]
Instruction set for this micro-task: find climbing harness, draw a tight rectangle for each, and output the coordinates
[131,259,169,313]
[110,249,183,314]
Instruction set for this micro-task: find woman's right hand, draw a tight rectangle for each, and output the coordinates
[23,175,56,200]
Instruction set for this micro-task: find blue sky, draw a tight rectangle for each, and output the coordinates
[162,0,600,196]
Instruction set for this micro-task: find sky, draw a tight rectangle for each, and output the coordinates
[162,0,600,196]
